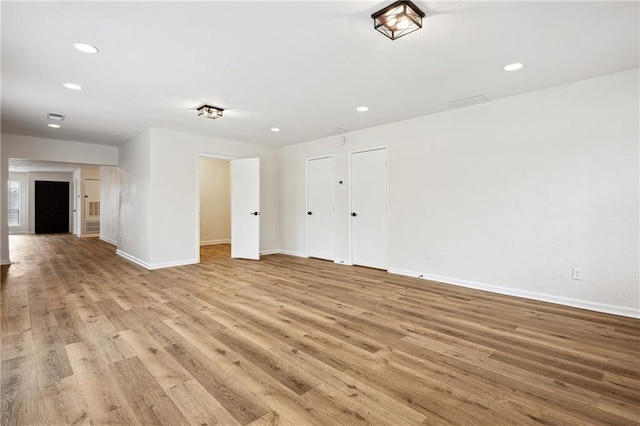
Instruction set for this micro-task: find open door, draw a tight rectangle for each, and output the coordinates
[231,158,260,259]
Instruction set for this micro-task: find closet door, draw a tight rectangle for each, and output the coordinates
[350,148,388,269]
[307,156,335,260]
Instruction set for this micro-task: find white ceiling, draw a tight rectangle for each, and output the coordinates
[1,1,638,148]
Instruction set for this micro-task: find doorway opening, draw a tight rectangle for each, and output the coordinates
[35,181,70,234]
[197,155,232,263]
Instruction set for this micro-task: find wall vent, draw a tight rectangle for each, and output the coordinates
[85,220,100,234]
[88,201,100,217]
[447,95,489,109]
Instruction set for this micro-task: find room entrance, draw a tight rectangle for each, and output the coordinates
[197,155,261,263]
[35,180,70,234]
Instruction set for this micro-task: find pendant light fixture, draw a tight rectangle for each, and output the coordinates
[371,1,425,40]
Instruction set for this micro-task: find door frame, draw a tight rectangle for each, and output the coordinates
[195,152,236,264]
[348,145,390,268]
[305,153,336,259]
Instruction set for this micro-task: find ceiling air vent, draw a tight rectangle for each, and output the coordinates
[47,113,65,121]
[447,95,489,109]
[322,127,348,135]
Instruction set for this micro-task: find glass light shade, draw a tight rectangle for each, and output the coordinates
[372,1,425,40]
[196,104,224,119]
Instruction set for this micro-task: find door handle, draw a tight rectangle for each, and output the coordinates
[251,211,260,216]
[351,212,357,217]
[307,211,312,215]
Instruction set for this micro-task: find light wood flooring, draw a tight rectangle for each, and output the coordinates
[1,234,639,425]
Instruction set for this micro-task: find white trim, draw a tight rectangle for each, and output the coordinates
[260,249,280,255]
[200,239,230,246]
[8,231,27,235]
[148,258,198,270]
[306,153,336,261]
[1,258,12,266]
[116,249,151,269]
[116,249,198,270]
[279,250,308,258]
[195,152,236,264]
[99,236,117,246]
[348,145,390,269]
[334,258,352,266]
[388,268,640,319]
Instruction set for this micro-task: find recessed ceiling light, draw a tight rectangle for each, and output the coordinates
[48,124,61,128]
[270,128,280,132]
[74,42,99,54]
[63,83,82,90]
[504,63,524,72]
[356,106,369,112]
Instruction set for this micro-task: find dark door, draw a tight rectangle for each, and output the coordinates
[35,181,70,234]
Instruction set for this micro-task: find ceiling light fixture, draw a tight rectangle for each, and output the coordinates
[270,128,280,132]
[48,124,61,128]
[504,62,524,71]
[74,42,99,54]
[196,104,224,119]
[356,106,369,112]
[63,83,82,90]
[371,0,425,40]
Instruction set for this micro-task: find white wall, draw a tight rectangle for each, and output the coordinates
[0,134,118,263]
[147,128,279,267]
[199,157,231,245]
[8,172,28,234]
[26,172,74,233]
[117,129,152,266]
[278,69,639,317]
[100,166,119,245]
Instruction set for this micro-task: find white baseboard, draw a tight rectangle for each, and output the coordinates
[99,236,118,246]
[149,258,198,270]
[200,239,230,246]
[116,249,152,269]
[260,249,280,255]
[388,268,639,319]
[116,249,198,270]
[279,250,308,258]
[334,258,352,266]
[1,258,11,266]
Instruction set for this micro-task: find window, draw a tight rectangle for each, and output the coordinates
[8,180,20,227]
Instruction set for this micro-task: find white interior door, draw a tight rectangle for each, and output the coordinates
[231,158,260,260]
[307,156,335,260]
[350,148,388,269]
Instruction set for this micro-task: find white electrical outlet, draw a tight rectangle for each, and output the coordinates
[572,267,582,281]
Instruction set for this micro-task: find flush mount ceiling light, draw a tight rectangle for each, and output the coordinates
[74,42,99,54]
[64,83,82,90]
[371,0,425,40]
[504,62,524,71]
[196,104,224,119]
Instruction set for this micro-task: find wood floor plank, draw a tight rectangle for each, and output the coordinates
[2,235,639,426]
[110,356,189,425]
